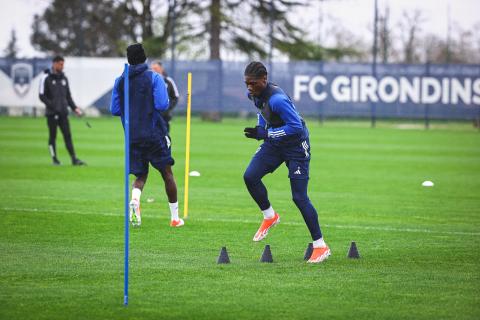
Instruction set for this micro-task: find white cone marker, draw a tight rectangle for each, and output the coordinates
[189,171,201,177]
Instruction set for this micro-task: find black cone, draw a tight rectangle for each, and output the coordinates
[217,246,230,264]
[260,244,273,263]
[304,242,313,260]
[347,241,360,259]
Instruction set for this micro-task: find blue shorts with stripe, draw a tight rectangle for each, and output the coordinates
[246,136,311,180]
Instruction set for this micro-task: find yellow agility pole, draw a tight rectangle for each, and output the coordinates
[183,72,192,219]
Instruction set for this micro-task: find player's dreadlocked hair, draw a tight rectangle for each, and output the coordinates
[244,61,268,78]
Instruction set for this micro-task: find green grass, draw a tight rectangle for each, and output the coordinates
[0,116,479,319]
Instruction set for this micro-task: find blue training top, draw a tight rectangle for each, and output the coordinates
[247,83,307,145]
[110,63,169,143]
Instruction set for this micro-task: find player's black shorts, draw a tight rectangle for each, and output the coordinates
[130,136,174,176]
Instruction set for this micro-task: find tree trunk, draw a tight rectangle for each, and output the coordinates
[142,0,153,39]
[209,0,221,60]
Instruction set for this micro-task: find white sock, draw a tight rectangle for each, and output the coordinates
[313,238,326,248]
[132,188,142,202]
[262,206,275,219]
[169,202,179,221]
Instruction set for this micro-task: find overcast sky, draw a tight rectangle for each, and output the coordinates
[301,0,480,44]
[0,0,479,58]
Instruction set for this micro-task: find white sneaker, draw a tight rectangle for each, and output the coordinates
[129,199,141,227]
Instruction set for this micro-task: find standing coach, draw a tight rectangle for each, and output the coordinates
[150,61,179,133]
[39,55,86,166]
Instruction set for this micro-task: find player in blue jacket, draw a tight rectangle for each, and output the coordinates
[243,61,330,263]
[110,43,184,228]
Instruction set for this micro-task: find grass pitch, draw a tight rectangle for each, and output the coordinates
[0,116,479,319]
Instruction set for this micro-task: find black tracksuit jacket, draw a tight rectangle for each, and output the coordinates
[39,69,77,116]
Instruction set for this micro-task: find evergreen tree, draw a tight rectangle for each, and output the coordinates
[31,0,140,56]
[4,29,19,58]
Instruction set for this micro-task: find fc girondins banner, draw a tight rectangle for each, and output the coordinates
[268,62,480,120]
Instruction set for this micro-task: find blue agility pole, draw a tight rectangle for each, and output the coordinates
[123,63,130,306]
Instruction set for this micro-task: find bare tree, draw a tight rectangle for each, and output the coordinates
[378,5,391,63]
[422,34,445,63]
[320,15,368,62]
[398,9,425,63]
[475,22,480,60]
[453,26,480,63]
[421,24,480,64]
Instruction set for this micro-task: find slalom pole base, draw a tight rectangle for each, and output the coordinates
[124,295,128,306]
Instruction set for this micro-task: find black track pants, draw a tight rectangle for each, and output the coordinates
[47,114,76,159]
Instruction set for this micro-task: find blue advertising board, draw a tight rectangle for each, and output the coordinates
[1,58,478,120]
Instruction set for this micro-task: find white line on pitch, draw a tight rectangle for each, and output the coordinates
[2,206,479,237]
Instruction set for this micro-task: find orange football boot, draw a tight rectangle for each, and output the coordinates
[307,245,331,263]
[253,213,280,241]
